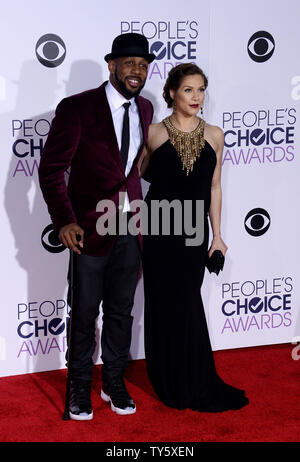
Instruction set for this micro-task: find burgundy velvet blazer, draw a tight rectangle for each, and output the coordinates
[38,82,153,256]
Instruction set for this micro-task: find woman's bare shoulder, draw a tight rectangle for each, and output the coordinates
[204,122,224,140]
[149,121,166,135]
[148,121,169,152]
[204,122,224,154]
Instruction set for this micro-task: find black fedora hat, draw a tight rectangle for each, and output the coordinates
[105,33,155,63]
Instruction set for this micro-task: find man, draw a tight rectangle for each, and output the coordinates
[39,33,155,420]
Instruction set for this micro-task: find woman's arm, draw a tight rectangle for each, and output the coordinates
[138,123,166,179]
[138,143,151,178]
[208,126,228,257]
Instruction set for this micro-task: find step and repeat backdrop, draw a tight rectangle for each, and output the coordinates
[0,0,299,376]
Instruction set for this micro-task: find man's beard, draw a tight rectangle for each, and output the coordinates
[114,71,145,99]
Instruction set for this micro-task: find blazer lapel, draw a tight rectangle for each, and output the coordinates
[131,96,147,172]
[135,96,147,148]
[95,82,125,174]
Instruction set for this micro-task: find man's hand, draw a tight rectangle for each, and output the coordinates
[59,223,84,255]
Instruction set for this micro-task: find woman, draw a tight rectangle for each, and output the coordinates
[139,63,249,412]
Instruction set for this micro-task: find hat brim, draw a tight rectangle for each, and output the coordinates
[104,52,156,63]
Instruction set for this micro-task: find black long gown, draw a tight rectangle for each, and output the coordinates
[142,138,249,412]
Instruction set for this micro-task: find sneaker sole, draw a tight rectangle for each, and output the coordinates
[100,389,136,415]
[69,410,93,421]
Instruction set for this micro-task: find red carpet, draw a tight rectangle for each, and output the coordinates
[0,344,299,442]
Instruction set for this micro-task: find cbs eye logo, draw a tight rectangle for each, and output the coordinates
[247,31,275,63]
[35,34,66,68]
[244,208,271,236]
[41,224,65,253]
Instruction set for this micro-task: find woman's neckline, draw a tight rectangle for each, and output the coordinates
[166,116,203,134]
[151,138,216,158]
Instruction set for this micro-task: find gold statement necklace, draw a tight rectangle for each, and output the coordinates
[163,116,205,176]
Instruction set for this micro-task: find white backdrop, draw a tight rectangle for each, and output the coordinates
[0,0,299,377]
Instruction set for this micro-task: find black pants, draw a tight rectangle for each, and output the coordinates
[67,233,141,383]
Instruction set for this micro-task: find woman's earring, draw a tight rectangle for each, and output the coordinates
[173,100,177,112]
[201,107,203,115]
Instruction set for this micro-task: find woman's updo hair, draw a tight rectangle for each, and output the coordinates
[163,63,208,108]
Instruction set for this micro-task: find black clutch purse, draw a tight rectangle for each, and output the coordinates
[206,250,225,275]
